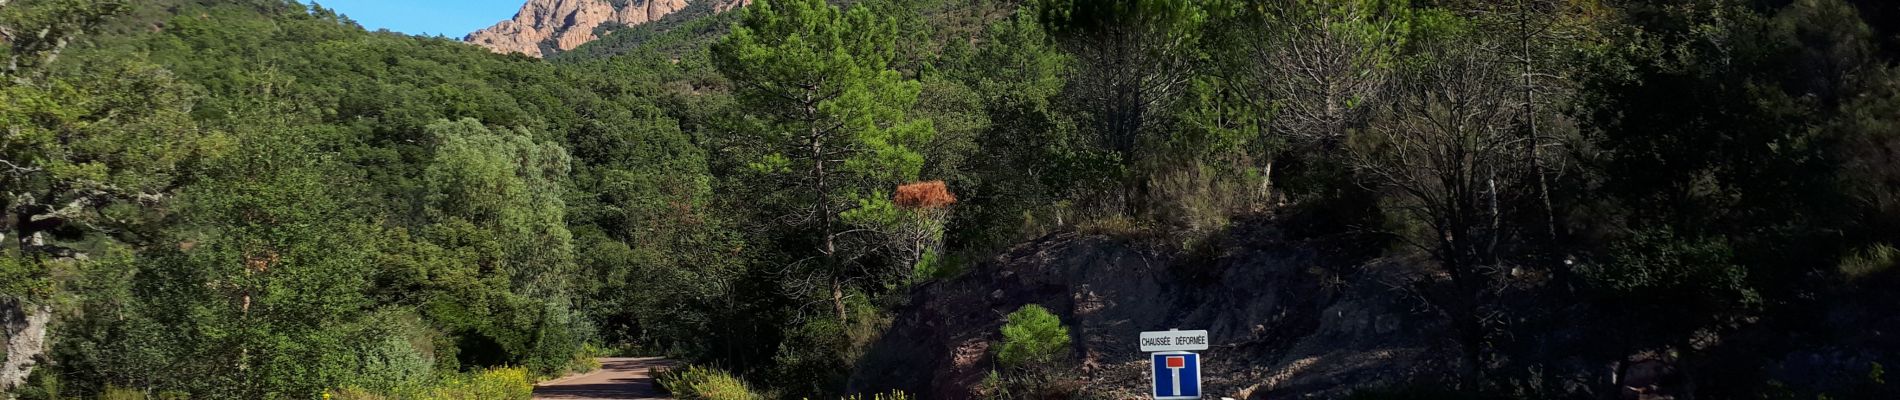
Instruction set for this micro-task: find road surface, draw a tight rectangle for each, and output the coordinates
[533,357,673,400]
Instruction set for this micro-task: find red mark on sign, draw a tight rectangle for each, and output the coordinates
[1166,356,1186,369]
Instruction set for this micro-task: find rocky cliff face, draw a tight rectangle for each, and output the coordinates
[850,209,1734,399]
[465,0,745,58]
[850,217,1465,399]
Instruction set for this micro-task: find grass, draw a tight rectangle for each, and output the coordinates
[326,367,534,400]
[1840,243,1898,280]
[654,365,760,400]
[1075,214,1157,240]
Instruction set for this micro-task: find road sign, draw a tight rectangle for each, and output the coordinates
[1151,352,1201,399]
[1140,329,1209,352]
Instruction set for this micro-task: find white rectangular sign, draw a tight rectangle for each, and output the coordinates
[1139,329,1209,352]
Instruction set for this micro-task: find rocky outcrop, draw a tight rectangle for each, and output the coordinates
[466,0,726,58]
[1,299,51,397]
[850,217,1461,399]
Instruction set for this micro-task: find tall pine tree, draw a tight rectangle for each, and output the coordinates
[712,0,934,323]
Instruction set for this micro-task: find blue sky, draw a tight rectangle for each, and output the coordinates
[306,0,525,37]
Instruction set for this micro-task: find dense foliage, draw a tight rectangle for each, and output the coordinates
[4,0,1900,398]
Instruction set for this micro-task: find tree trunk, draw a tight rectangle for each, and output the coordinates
[1443,244,1488,389]
[1457,310,1485,389]
[1,298,51,397]
[1259,161,1274,206]
[805,95,848,325]
[1442,207,1488,389]
[1520,0,1556,239]
[830,276,846,324]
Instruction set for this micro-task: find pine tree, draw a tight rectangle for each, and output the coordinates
[712,0,934,323]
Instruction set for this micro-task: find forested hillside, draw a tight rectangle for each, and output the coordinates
[3,0,1900,399]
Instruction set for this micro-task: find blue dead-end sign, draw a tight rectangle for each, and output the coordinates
[1151,351,1201,399]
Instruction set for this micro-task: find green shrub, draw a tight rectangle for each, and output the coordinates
[996,304,1071,369]
[690,373,757,400]
[1840,243,1898,280]
[769,318,852,397]
[1577,228,1759,336]
[325,387,387,400]
[912,249,944,282]
[98,385,145,400]
[331,367,533,400]
[656,365,761,400]
[1144,160,1251,236]
[975,369,1011,399]
[13,369,57,400]
[1076,214,1152,239]
[89,386,189,400]
[421,367,533,400]
[338,310,437,394]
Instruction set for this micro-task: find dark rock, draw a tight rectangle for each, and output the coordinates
[848,217,1452,399]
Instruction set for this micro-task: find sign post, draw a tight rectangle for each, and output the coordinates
[1141,329,1207,399]
[1139,329,1209,353]
[1150,351,1201,399]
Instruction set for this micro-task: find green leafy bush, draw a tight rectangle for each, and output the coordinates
[656,365,761,400]
[335,310,438,394]
[996,304,1071,369]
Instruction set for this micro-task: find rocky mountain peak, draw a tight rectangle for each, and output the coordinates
[465,0,746,58]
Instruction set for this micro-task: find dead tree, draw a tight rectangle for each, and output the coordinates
[890,181,955,282]
[1353,40,1533,384]
[1465,0,1593,239]
[1248,0,1405,149]
[1238,0,1408,200]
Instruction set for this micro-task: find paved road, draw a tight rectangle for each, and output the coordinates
[533,357,674,400]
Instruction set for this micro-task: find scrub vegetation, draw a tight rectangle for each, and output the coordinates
[4,0,1900,398]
